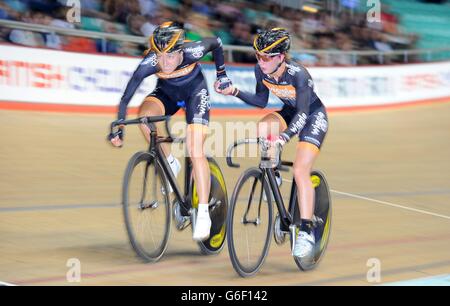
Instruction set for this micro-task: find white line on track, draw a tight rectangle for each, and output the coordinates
[282,179,450,220]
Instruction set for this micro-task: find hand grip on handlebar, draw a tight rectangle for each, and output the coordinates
[107,129,123,141]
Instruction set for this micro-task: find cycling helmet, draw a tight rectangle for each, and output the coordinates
[253,28,291,55]
[150,21,185,53]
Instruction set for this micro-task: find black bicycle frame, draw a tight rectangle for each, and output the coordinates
[110,116,195,216]
[264,167,298,232]
[144,122,192,216]
[226,137,300,232]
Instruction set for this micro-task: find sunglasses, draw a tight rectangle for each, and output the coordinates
[255,53,278,62]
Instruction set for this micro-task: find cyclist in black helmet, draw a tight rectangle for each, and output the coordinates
[215,28,328,260]
[110,21,233,242]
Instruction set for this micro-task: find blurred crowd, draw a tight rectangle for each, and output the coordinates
[0,0,420,65]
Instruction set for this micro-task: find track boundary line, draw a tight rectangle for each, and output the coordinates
[331,189,450,220]
[282,179,450,220]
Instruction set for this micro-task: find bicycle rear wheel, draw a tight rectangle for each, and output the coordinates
[292,170,332,271]
[122,151,171,262]
[190,158,228,255]
[227,167,273,277]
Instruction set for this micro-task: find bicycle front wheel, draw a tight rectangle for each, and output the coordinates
[227,167,273,277]
[122,151,171,262]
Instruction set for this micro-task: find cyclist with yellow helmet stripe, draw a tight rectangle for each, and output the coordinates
[215,28,328,260]
[110,21,232,241]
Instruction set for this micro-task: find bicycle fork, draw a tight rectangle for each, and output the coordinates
[138,160,159,210]
[241,176,263,226]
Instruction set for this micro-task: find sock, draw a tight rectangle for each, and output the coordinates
[300,219,313,235]
[198,203,209,217]
[274,170,282,185]
[167,154,175,164]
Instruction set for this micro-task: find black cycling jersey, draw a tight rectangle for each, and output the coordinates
[117,37,226,121]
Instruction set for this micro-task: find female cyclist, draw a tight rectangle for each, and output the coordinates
[215,28,328,259]
[109,21,232,242]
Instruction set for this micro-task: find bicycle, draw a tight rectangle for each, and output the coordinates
[109,116,228,262]
[225,137,331,277]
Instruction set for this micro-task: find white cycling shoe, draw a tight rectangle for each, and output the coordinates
[293,231,315,259]
[193,204,211,241]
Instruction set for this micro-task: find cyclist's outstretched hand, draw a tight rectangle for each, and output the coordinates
[215,81,235,95]
[214,72,234,95]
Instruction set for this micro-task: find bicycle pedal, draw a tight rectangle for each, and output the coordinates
[208,197,221,212]
[312,215,324,227]
[274,214,287,245]
[176,216,190,231]
[172,201,191,231]
[139,200,158,210]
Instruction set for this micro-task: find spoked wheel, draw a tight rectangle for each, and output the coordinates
[190,158,228,255]
[291,170,332,271]
[227,167,273,277]
[122,152,171,262]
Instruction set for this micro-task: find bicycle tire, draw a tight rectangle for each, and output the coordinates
[227,167,273,277]
[122,151,171,262]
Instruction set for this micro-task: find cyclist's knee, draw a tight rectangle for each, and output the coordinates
[293,160,312,182]
[138,106,161,117]
[187,140,206,159]
[138,99,167,142]
[294,142,319,178]
[139,97,165,117]
[257,115,283,138]
[186,124,207,158]
[138,106,162,136]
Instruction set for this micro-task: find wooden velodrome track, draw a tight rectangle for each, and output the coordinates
[1,100,450,286]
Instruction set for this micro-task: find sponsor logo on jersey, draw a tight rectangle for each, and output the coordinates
[289,113,307,135]
[286,63,301,76]
[196,88,210,116]
[141,53,158,67]
[311,112,328,136]
[185,45,205,58]
[262,80,296,99]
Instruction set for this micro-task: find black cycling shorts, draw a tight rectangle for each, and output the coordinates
[275,101,328,149]
[145,72,210,126]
